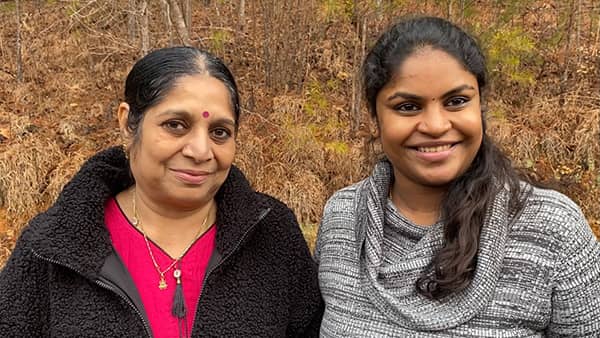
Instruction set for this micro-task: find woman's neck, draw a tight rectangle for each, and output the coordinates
[116,186,216,258]
[389,175,446,227]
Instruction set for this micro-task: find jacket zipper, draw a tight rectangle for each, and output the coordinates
[30,249,153,338]
[95,279,152,337]
[191,207,272,335]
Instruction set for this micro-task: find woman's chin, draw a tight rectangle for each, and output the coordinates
[417,174,457,189]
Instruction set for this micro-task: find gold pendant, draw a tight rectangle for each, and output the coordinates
[158,276,168,290]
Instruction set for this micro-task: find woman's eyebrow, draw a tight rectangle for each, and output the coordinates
[211,117,236,128]
[441,84,476,98]
[386,91,422,102]
[155,110,191,119]
[386,84,476,102]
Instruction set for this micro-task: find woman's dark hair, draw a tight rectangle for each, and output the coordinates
[124,46,240,140]
[363,16,528,299]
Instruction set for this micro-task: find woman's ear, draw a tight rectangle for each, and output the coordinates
[117,102,131,138]
[371,115,380,139]
[372,125,380,139]
[117,103,135,157]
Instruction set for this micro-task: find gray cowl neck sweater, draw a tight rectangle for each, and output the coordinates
[354,159,513,329]
[316,158,600,337]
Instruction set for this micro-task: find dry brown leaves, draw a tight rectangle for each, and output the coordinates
[1,0,599,268]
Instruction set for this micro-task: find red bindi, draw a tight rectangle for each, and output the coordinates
[202,111,210,118]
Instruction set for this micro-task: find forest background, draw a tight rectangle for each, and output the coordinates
[0,0,599,265]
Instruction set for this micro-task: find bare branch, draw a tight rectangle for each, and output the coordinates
[167,0,192,46]
[127,0,137,42]
[182,0,191,30]
[16,0,23,83]
[140,0,150,55]
[160,0,174,46]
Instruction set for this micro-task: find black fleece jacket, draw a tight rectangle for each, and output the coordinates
[0,147,323,337]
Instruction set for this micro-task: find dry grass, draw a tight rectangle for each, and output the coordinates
[0,129,100,266]
[489,92,600,166]
[0,136,63,223]
[0,133,96,225]
[1,0,599,267]
[236,95,365,227]
[0,207,10,266]
[488,91,600,238]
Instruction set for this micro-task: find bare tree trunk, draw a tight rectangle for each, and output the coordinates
[182,0,191,31]
[168,0,192,46]
[591,0,599,35]
[352,17,367,133]
[128,0,137,42]
[261,0,272,88]
[352,0,359,25]
[238,0,245,32]
[16,0,23,83]
[351,41,359,133]
[375,0,383,21]
[574,0,582,67]
[140,0,150,55]
[350,0,361,132]
[160,0,174,46]
[560,0,576,93]
[595,4,600,56]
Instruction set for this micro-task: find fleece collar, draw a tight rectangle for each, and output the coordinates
[25,146,269,281]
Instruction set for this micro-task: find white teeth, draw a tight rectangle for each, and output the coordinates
[417,144,452,153]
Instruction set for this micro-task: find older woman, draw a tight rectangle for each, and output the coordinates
[316,16,600,337]
[0,46,323,337]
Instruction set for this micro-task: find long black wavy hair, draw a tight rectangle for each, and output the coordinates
[363,16,528,299]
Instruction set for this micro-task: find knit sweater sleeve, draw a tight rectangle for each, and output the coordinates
[544,194,600,337]
[0,229,50,336]
[314,185,357,266]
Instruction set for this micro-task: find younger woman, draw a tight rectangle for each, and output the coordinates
[316,16,600,337]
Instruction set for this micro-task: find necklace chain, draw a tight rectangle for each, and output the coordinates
[132,188,211,290]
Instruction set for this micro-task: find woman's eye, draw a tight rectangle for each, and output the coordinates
[394,102,420,112]
[162,120,187,133]
[446,97,469,107]
[211,128,232,141]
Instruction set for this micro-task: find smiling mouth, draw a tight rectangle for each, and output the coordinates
[171,169,212,185]
[173,169,210,175]
[416,144,454,153]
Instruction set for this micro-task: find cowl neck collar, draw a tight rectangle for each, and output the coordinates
[355,158,512,330]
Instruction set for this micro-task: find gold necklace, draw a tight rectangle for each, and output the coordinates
[132,188,211,290]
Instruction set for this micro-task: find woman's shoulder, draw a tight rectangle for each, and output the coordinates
[316,180,367,244]
[252,191,293,215]
[520,184,588,229]
[523,183,584,215]
[323,180,366,216]
[512,182,597,252]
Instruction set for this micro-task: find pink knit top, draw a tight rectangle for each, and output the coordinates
[104,198,216,338]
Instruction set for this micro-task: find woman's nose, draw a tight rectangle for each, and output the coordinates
[181,130,213,162]
[416,104,452,136]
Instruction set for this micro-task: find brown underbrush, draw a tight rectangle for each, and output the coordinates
[488,91,600,237]
[0,0,599,265]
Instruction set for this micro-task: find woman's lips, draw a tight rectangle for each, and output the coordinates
[171,169,211,185]
[411,143,457,162]
[417,144,452,153]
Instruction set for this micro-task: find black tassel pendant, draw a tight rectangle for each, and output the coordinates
[172,268,186,318]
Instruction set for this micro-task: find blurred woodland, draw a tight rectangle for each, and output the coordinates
[0,0,599,265]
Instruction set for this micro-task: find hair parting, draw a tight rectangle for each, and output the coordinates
[123,46,241,144]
